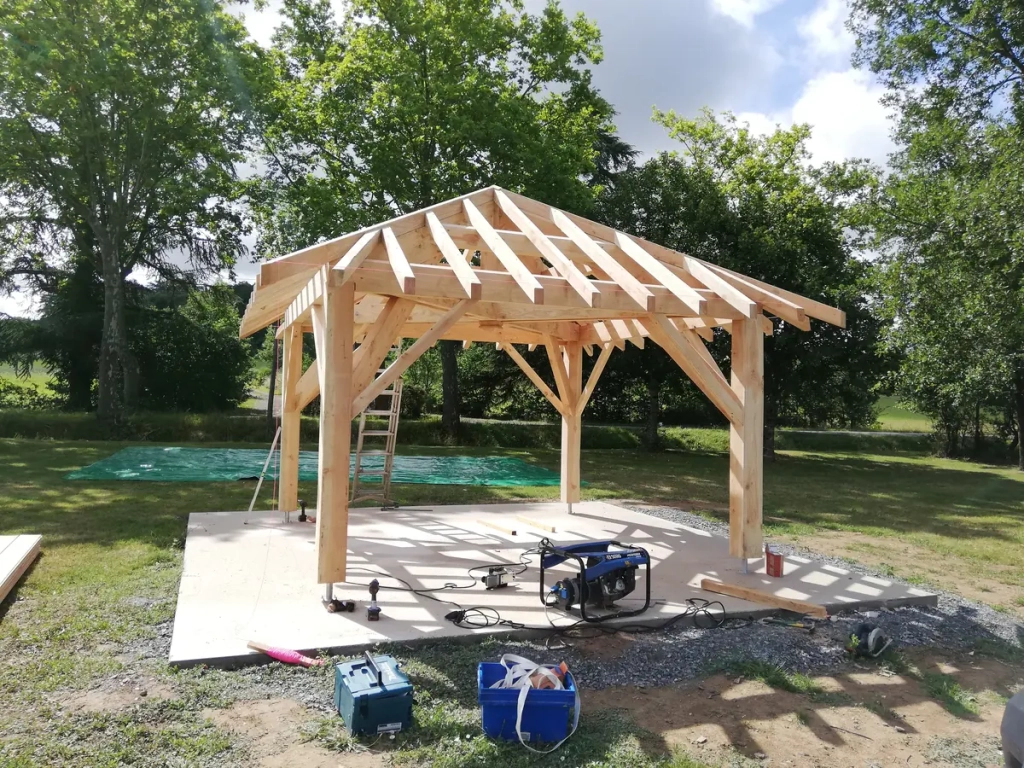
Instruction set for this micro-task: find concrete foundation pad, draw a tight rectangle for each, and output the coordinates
[169,501,936,666]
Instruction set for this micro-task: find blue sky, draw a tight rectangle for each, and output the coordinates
[1,0,895,317]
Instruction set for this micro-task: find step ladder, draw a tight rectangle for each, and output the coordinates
[350,350,403,508]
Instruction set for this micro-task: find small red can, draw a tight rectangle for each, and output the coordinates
[765,544,784,578]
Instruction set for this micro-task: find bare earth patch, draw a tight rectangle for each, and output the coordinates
[63,677,175,713]
[583,650,1017,767]
[203,699,384,768]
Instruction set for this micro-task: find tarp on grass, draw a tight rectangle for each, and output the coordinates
[65,446,562,486]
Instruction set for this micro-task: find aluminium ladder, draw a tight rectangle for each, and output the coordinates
[350,349,403,508]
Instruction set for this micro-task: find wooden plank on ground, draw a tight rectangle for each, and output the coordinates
[0,534,41,605]
[516,515,557,533]
[477,519,518,536]
[699,578,828,619]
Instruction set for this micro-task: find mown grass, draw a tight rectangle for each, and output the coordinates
[1,436,1021,764]
[875,395,932,432]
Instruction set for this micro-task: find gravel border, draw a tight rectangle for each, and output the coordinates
[117,501,1024,707]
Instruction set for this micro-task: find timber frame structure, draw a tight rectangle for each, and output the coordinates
[239,186,846,585]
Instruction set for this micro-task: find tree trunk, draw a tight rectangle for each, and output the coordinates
[763,401,777,461]
[267,329,279,435]
[974,402,983,456]
[96,254,127,421]
[440,339,460,441]
[644,376,660,450]
[1016,375,1024,471]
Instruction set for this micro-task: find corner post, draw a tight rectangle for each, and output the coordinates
[729,317,764,558]
[313,270,355,584]
[559,341,583,510]
[279,324,304,516]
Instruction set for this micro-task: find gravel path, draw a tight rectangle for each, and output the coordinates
[122,502,1023,712]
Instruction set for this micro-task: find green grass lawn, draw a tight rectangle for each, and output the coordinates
[0,362,56,391]
[1,437,1022,765]
[875,395,932,432]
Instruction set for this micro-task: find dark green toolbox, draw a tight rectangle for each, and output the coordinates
[334,651,413,736]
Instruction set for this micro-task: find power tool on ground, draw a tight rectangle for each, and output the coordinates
[538,540,651,622]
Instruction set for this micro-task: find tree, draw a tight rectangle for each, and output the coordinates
[604,112,886,457]
[852,0,1024,468]
[251,0,613,437]
[0,0,259,420]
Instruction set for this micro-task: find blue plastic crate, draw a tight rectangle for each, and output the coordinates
[477,662,577,743]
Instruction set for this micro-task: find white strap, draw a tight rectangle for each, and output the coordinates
[488,654,579,753]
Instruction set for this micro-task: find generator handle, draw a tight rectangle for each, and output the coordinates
[364,651,383,687]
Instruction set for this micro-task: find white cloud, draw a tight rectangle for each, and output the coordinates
[708,0,783,27]
[739,68,894,166]
[798,0,856,65]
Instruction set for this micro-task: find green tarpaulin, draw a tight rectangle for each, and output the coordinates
[65,447,562,486]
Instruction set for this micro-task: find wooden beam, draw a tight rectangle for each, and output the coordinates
[700,579,828,619]
[494,190,600,308]
[332,230,381,287]
[279,324,304,513]
[683,257,757,318]
[701,263,809,330]
[350,260,740,317]
[400,322,545,345]
[502,343,566,417]
[294,362,320,411]
[311,305,327,396]
[381,227,415,294]
[613,232,706,315]
[729,318,764,559]
[577,343,613,416]
[551,208,655,312]
[646,315,742,425]
[463,199,544,303]
[426,212,482,300]
[544,337,571,402]
[314,274,356,584]
[351,298,415,397]
[353,300,476,414]
[560,341,583,505]
[708,262,846,328]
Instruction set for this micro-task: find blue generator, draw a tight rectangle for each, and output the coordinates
[334,652,413,736]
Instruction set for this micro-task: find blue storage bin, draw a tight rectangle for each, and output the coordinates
[477,662,577,743]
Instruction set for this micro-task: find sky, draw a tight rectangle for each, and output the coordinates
[1,0,895,318]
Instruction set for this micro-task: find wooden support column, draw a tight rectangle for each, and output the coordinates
[312,273,356,584]
[729,318,764,559]
[279,324,304,514]
[558,341,583,507]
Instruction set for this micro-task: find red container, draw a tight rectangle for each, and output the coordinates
[765,544,784,578]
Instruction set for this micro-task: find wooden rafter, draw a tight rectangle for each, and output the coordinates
[381,227,415,294]
[426,212,482,300]
[464,199,544,303]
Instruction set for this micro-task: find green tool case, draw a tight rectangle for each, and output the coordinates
[334,652,413,736]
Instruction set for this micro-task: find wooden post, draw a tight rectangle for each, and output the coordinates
[279,324,304,514]
[729,318,764,559]
[312,273,355,584]
[559,341,583,508]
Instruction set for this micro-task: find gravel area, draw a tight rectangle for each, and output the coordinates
[118,501,1024,710]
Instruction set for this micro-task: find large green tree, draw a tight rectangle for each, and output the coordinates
[852,0,1024,467]
[601,112,886,457]
[251,0,613,437]
[0,0,259,419]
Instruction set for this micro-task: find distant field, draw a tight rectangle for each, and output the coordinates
[0,362,55,390]
[874,395,931,432]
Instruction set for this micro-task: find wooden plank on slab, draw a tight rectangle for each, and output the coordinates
[0,534,41,604]
[477,519,518,536]
[700,578,827,619]
[516,516,557,533]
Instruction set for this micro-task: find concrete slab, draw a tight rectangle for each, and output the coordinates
[169,502,936,666]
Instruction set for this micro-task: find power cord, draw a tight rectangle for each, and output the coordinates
[342,547,728,640]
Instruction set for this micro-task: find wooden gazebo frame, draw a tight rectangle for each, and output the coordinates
[239,186,845,585]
